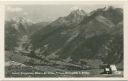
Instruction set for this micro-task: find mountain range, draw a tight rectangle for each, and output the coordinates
[5,6,123,70]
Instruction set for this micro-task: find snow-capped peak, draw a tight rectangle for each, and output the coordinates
[70,6,82,11]
[9,16,34,25]
[69,8,86,16]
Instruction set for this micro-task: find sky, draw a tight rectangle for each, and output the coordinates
[5,4,123,23]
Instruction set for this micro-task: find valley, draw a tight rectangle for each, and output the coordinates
[5,6,123,77]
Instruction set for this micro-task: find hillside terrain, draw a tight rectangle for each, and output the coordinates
[5,6,123,77]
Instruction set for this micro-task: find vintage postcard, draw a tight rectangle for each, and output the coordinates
[0,0,128,80]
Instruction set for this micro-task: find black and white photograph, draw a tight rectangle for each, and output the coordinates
[4,2,124,78]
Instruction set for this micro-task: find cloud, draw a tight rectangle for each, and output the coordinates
[6,6,23,12]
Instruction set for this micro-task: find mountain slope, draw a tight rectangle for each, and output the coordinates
[5,17,49,50]
[31,9,87,49]
[6,6,123,70]
[30,6,123,68]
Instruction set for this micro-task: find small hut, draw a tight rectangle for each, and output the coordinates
[100,64,117,74]
[110,64,117,73]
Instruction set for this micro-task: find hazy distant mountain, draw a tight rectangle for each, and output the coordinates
[29,21,50,35]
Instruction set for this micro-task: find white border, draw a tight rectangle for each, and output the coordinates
[0,0,128,80]
[0,4,5,81]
